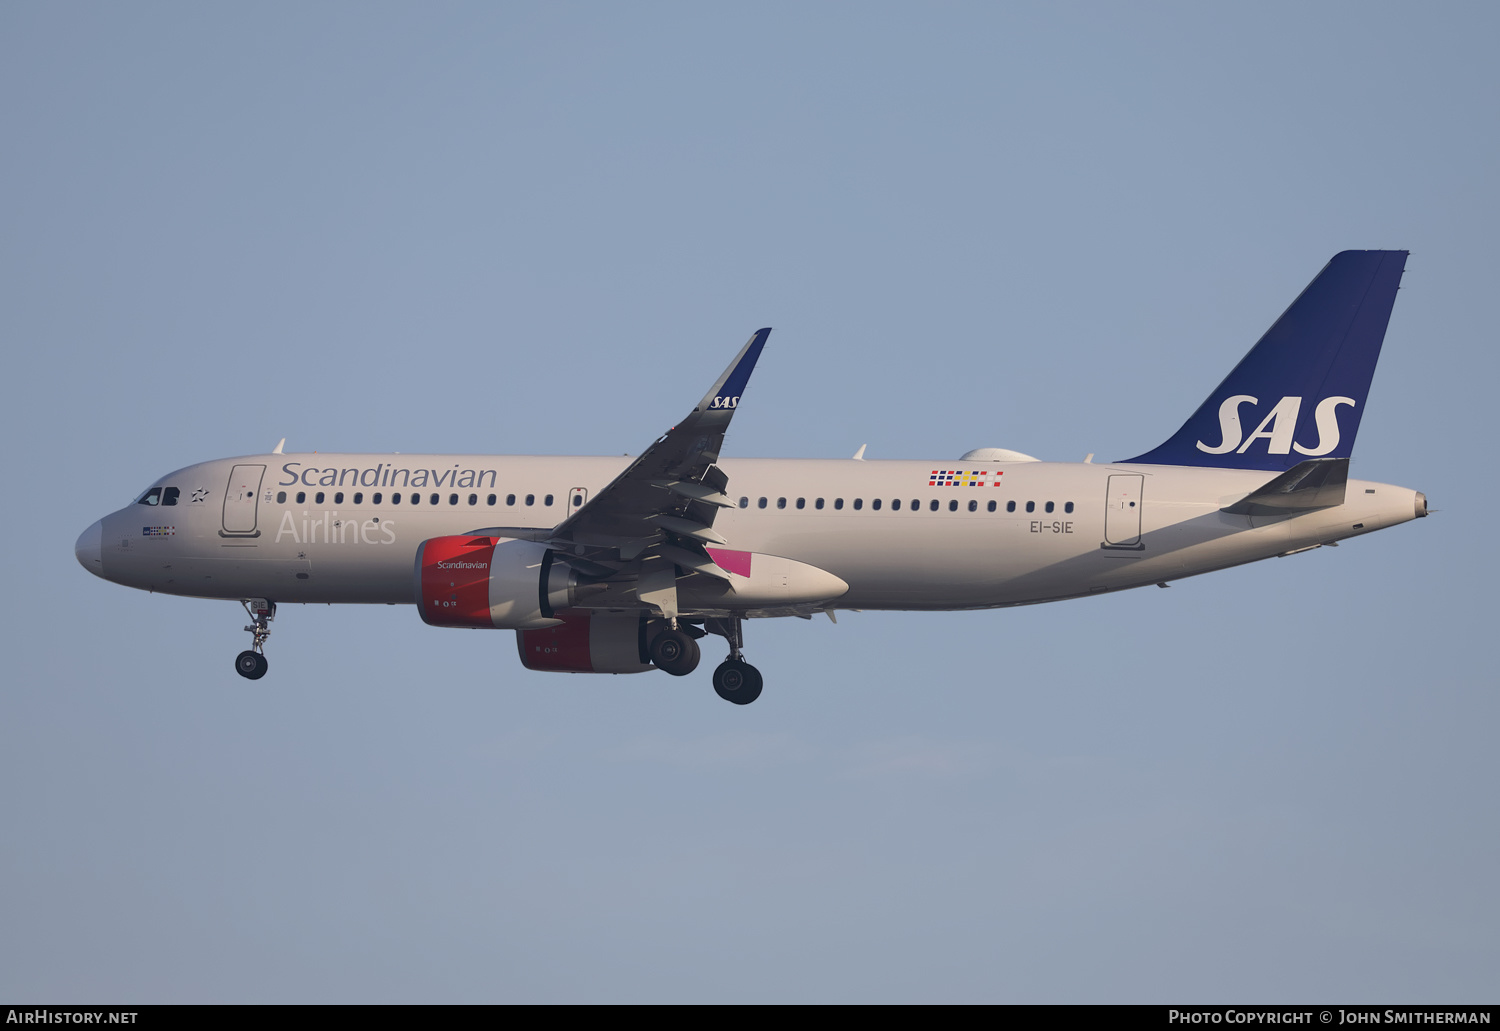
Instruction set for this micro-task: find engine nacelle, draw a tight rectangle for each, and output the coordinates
[516,612,653,674]
[416,535,577,630]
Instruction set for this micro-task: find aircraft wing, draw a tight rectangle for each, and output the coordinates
[541,329,770,569]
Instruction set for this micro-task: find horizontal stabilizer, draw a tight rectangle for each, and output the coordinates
[1222,458,1349,516]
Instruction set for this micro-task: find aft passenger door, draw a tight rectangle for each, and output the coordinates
[1103,473,1144,549]
[221,464,265,537]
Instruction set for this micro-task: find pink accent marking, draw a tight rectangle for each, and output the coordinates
[705,547,753,577]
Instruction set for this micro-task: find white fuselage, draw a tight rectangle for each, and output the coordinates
[82,452,1425,612]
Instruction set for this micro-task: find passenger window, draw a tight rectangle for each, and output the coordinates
[834,498,844,510]
[986,500,996,512]
[777,498,786,509]
[573,494,582,507]
[506,494,516,506]
[853,499,862,510]
[136,488,162,506]
[315,492,325,504]
[412,493,421,505]
[430,493,439,505]
[526,494,535,506]
[334,492,344,504]
[1007,500,1016,513]
[276,491,287,504]
[296,491,307,504]
[739,497,749,508]
[796,498,805,510]
[162,487,180,506]
[393,492,402,505]
[1026,501,1035,513]
[930,499,939,512]
[872,499,882,511]
[449,494,459,506]
[967,500,976,512]
[815,498,824,510]
[487,494,496,506]
[1045,501,1054,513]
[354,493,363,504]
[544,494,554,506]
[758,497,767,509]
[468,494,477,506]
[1065,502,1074,513]
[373,492,383,504]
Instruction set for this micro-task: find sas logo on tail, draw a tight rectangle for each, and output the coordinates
[1196,395,1355,456]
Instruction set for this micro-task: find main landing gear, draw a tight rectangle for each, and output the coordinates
[649,617,764,703]
[649,624,701,677]
[706,616,762,705]
[712,658,762,705]
[235,598,275,680]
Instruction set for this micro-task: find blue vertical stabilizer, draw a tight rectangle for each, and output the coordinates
[1121,250,1407,471]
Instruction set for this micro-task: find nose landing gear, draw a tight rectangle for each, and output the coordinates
[235,598,275,680]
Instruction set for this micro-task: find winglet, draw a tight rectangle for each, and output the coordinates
[272,438,286,455]
[695,328,770,413]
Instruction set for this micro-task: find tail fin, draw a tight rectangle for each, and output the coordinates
[1120,250,1407,471]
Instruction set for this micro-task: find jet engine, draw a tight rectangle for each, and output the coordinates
[516,612,653,674]
[416,535,581,630]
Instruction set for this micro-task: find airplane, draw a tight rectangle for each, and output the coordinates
[75,251,1426,704]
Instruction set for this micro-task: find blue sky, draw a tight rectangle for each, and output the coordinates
[3,2,1496,1002]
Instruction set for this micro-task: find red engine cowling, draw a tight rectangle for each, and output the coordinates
[516,612,653,674]
[416,535,576,630]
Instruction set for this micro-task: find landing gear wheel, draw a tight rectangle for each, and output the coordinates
[650,628,701,677]
[235,650,268,680]
[237,599,275,680]
[713,659,763,705]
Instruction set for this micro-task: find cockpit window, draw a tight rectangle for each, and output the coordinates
[161,487,179,506]
[136,488,162,506]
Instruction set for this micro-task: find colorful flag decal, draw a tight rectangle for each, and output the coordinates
[927,470,1003,487]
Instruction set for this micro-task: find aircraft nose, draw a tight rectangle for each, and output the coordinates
[75,519,104,578]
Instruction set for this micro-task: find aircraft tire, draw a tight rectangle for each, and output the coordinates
[650,629,700,677]
[235,650,268,680]
[713,659,763,705]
